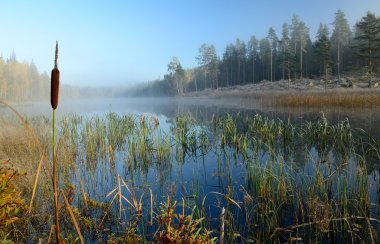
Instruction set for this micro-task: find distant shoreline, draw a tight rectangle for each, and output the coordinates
[182,78,380,108]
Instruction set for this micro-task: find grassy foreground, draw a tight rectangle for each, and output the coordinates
[0,109,379,243]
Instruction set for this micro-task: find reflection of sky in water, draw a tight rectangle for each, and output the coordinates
[2,97,379,232]
[4,97,380,139]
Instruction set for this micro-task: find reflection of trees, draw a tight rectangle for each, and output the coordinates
[157,102,380,176]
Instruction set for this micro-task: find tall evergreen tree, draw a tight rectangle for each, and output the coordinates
[267,27,278,82]
[316,23,330,39]
[234,39,247,84]
[259,38,271,82]
[331,10,351,79]
[315,24,332,89]
[291,15,309,79]
[354,11,380,86]
[279,22,294,87]
[248,36,258,83]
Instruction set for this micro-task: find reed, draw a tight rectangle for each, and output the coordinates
[271,90,380,108]
[0,107,379,242]
[50,42,61,243]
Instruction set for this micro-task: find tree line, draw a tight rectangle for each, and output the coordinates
[0,51,50,101]
[0,52,128,101]
[138,10,380,96]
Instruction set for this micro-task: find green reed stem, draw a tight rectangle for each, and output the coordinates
[52,109,61,243]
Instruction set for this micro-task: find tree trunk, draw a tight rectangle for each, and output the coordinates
[252,56,255,83]
[176,77,180,95]
[226,62,229,87]
[337,42,341,80]
[195,76,198,92]
[300,39,303,79]
[324,61,327,90]
[243,60,245,84]
[294,42,297,79]
[230,58,233,86]
[216,71,218,89]
[270,49,273,82]
[238,58,240,84]
[204,70,207,89]
[282,53,285,80]
[287,61,291,89]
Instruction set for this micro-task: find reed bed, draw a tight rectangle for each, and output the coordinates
[0,110,379,243]
[268,90,380,108]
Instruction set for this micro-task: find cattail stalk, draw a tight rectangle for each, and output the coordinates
[51,41,61,244]
[51,42,60,110]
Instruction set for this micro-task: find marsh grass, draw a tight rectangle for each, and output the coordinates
[269,90,380,108]
[0,108,379,242]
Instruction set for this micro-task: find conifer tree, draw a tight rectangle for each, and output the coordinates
[355,12,380,86]
[315,24,331,89]
[331,10,351,79]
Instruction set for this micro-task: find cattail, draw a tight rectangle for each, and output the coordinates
[51,41,60,110]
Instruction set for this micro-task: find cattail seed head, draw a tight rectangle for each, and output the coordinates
[51,41,60,110]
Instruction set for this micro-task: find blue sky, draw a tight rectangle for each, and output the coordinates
[1,0,380,86]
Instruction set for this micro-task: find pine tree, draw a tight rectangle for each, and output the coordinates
[315,25,331,89]
[248,36,258,84]
[331,10,351,79]
[291,15,310,79]
[267,27,278,82]
[355,12,380,86]
[259,38,271,82]
[279,22,294,88]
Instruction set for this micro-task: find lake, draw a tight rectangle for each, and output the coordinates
[2,97,379,242]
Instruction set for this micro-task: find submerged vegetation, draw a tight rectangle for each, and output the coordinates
[0,109,379,243]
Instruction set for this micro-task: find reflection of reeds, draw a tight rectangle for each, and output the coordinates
[0,107,379,242]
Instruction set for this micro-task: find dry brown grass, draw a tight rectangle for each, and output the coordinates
[263,90,380,108]
[0,120,50,196]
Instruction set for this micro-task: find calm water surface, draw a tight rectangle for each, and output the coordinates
[2,97,379,240]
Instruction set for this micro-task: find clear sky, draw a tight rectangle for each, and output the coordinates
[1,0,380,86]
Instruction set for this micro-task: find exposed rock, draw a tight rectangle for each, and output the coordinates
[356,82,369,88]
[374,82,378,88]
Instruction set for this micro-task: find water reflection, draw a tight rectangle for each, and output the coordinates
[2,97,379,242]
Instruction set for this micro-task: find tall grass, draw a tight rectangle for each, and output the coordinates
[269,90,380,107]
[0,108,379,242]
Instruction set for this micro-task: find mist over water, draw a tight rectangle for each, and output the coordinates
[1,96,379,242]
[3,97,380,139]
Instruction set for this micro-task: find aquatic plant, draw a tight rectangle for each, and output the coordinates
[51,41,61,243]
[0,107,379,242]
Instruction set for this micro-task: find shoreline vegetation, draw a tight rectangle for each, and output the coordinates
[0,103,379,242]
[183,77,380,108]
